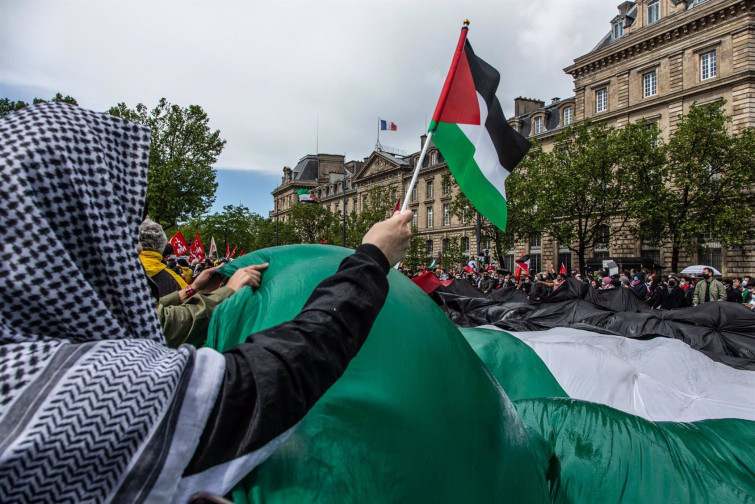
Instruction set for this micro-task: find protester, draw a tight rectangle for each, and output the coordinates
[663,277,685,310]
[648,276,667,310]
[140,218,188,297]
[692,267,726,305]
[0,103,413,502]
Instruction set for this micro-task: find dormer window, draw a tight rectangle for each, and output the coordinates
[534,116,544,134]
[612,20,624,40]
[647,0,660,25]
[563,106,573,126]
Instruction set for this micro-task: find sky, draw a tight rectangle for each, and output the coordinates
[1,0,619,217]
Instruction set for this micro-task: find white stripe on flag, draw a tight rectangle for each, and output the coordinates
[457,92,509,201]
[478,325,755,423]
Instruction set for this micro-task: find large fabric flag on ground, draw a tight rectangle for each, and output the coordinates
[429,24,531,231]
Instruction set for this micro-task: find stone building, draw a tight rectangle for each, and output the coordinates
[509,0,755,276]
[271,140,479,262]
[272,0,754,275]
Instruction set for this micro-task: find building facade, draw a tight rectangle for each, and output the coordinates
[272,0,754,275]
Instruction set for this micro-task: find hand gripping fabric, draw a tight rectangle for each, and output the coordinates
[207,245,548,504]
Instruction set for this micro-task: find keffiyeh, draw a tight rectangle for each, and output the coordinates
[0,103,224,503]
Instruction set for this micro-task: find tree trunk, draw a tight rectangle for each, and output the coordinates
[671,243,680,274]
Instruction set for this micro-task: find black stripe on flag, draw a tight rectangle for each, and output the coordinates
[464,42,531,172]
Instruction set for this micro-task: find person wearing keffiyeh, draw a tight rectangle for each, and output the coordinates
[0,102,413,503]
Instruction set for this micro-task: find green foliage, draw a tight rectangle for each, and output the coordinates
[441,236,465,270]
[1,93,78,118]
[403,226,425,270]
[513,121,657,272]
[338,185,396,248]
[287,202,337,244]
[108,98,225,231]
[633,101,755,271]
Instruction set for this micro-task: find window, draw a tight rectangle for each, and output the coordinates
[596,88,607,113]
[641,242,661,267]
[504,250,515,273]
[534,116,543,134]
[442,178,451,195]
[343,200,348,214]
[563,106,573,126]
[700,231,722,272]
[701,51,717,80]
[426,240,434,256]
[594,225,610,259]
[443,203,451,226]
[647,0,659,25]
[427,207,433,228]
[612,20,624,40]
[411,184,418,202]
[412,212,418,228]
[529,233,542,273]
[334,202,339,214]
[442,238,450,251]
[426,180,434,199]
[391,187,397,202]
[643,71,657,98]
[461,237,470,255]
[362,194,368,211]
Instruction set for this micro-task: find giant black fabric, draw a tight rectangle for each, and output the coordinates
[434,278,755,369]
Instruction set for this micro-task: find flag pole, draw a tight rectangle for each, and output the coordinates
[400,19,470,215]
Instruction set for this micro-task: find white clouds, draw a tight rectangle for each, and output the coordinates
[1,0,621,176]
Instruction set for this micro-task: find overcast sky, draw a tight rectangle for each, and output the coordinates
[1,0,619,216]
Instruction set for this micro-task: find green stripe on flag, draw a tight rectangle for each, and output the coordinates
[433,122,508,230]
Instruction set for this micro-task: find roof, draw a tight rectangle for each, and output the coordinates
[292,155,319,181]
[592,0,714,52]
[375,150,412,166]
[513,97,576,138]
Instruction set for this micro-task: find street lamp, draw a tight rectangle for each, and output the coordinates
[342,167,353,247]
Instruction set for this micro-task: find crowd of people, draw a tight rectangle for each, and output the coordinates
[404,261,755,310]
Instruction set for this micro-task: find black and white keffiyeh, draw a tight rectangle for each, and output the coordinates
[0,103,225,503]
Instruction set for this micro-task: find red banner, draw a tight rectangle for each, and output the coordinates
[189,233,205,264]
[169,231,189,256]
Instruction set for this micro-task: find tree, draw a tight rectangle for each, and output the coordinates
[1,93,78,118]
[633,101,755,271]
[181,204,258,254]
[108,98,225,231]
[338,185,396,248]
[441,236,466,271]
[513,120,658,273]
[403,226,426,270]
[287,202,337,244]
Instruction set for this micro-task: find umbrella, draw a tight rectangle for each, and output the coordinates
[680,265,722,276]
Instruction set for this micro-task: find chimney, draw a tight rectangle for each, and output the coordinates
[551,97,561,104]
[420,134,427,150]
[514,97,545,117]
[617,1,634,16]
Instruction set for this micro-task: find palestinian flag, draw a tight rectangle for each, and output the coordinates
[429,27,531,232]
[297,188,318,203]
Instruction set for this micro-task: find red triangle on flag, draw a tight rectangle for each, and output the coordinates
[435,48,480,126]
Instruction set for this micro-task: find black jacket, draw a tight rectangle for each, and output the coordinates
[185,244,390,475]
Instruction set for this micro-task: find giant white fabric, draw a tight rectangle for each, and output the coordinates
[479,325,755,423]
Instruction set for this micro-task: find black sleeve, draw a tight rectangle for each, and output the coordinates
[184,244,390,475]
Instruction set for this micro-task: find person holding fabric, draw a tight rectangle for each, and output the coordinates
[692,267,726,305]
[140,218,188,297]
[0,103,413,503]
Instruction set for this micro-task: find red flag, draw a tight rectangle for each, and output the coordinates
[412,271,453,294]
[225,243,230,258]
[169,232,189,256]
[514,252,530,280]
[230,245,238,258]
[189,233,205,264]
[239,249,245,257]
[560,263,567,275]
[393,198,401,214]
[463,265,474,274]
[320,237,328,245]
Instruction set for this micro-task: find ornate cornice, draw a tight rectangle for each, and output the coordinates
[564,0,752,79]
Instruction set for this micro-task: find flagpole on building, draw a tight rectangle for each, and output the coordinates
[400,19,470,215]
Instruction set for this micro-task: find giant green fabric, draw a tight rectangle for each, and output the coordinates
[515,398,755,504]
[460,327,567,401]
[210,245,548,504]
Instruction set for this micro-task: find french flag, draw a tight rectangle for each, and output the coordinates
[380,119,397,131]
